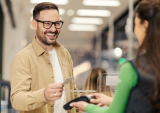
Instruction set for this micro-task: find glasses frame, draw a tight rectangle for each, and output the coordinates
[35,19,64,29]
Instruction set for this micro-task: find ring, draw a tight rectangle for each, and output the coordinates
[54,92,57,96]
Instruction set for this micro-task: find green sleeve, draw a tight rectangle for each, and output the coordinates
[85,62,138,113]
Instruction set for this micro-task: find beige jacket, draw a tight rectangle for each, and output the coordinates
[10,37,80,113]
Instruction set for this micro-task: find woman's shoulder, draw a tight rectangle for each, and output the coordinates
[119,61,138,87]
[120,61,136,72]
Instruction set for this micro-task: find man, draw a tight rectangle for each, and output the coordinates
[10,2,80,113]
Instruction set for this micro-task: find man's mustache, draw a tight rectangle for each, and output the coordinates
[44,30,58,35]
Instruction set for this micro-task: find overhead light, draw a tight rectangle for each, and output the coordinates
[73,61,91,77]
[68,24,98,31]
[30,0,69,5]
[72,17,103,25]
[114,47,122,58]
[30,8,65,16]
[67,9,74,16]
[59,9,65,15]
[83,0,120,7]
[77,9,111,17]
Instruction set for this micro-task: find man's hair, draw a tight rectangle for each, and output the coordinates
[33,2,59,19]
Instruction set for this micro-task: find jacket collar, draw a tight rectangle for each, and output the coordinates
[32,36,62,57]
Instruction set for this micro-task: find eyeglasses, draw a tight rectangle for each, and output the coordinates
[35,19,64,29]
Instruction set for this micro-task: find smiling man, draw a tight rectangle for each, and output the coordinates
[10,2,80,113]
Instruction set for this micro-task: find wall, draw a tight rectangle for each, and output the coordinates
[1,0,27,81]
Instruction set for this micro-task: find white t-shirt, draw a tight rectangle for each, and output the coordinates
[48,48,67,113]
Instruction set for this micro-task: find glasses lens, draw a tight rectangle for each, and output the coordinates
[43,21,63,29]
[44,22,52,29]
[55,21,63,28]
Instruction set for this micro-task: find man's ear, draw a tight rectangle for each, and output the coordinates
[31,19,37,30]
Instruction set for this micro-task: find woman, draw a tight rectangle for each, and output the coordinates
[70,0,160,113]
[83,67,113,97]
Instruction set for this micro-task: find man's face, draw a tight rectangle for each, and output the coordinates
[35,9,60,45]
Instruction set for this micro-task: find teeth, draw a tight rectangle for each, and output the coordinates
[47,34,55,36]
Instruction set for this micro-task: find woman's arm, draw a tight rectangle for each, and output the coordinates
[72,62,138,113]
[85,62,138,113]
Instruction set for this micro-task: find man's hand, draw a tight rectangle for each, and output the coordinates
[44,83,63,102]
[70,101,89,112]
[90,93,113,106]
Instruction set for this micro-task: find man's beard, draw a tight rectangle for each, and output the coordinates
[36,27,59,45]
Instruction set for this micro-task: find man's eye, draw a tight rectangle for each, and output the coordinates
[45,23,51,25]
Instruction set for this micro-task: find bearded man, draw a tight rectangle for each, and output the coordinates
[10,2,80,113]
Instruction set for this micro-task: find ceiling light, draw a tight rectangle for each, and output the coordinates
[59,9,65,15]
[114,47,122,58]
[72,17,103,25]
[68,24,98,31]
[77,9,111,17]
[83,0,120,7]
[73,61,91,77]
[30,0,69,5]
[67,9,74,16]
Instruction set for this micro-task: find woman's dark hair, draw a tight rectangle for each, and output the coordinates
[135,0,160,110]
[33,2,59,19]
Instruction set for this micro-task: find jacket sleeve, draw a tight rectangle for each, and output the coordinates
[10,55,48,111]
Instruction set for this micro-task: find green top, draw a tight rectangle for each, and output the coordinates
[85,62,138,113]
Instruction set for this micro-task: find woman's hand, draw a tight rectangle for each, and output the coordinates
[70,101,89,112]
[90,93,113,106]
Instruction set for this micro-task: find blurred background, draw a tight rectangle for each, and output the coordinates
[0,0,140,112]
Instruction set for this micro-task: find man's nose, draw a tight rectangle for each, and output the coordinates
[49,24,56,31]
